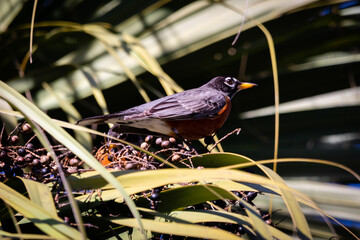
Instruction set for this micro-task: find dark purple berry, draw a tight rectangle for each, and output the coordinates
[150,192,160,200]
[41,168,48,174]
[17,148,26,156]
[237,225,246,235]
[246,191,257,202]
[233,191,241,197]
[243,191,257,202]
[0,150,7,159]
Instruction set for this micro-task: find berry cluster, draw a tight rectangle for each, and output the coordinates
[94,135,198,169]
[0,122,82,183]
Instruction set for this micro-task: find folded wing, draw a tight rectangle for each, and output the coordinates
[77,88,227,125]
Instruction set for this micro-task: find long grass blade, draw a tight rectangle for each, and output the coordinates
[241,200,272,240]
[140,208,293,240]
[258,166,312,239]
[220,157,360,182]
[0,231,55,239]
[111,217,242,240]
[29,0,38,63]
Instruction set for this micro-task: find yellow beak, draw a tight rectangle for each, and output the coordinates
[238,82,257,90]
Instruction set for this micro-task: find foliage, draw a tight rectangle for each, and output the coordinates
[0,0,360,239]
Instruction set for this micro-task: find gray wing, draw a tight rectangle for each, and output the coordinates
[77,88,227,125]
[125,88,227,120]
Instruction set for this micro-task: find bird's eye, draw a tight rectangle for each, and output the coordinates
[224,77,235,87]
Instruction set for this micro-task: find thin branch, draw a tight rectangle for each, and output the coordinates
[209,128,241,152]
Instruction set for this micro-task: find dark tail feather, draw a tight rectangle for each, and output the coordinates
[76,114,116,126]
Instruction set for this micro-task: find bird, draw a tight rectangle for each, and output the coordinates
[77,76,256,140]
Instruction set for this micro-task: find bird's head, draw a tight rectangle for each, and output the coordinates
[205,76,256,98]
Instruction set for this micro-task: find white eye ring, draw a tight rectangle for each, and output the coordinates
[224,77,235,87]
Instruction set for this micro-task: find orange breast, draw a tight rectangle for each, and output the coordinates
[165,97,232,140]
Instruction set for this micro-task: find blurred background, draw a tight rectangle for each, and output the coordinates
[1,1,359,183]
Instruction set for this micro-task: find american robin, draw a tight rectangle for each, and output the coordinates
[77,76,256,140]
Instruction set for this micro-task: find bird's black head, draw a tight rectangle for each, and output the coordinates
[204,76,256,99]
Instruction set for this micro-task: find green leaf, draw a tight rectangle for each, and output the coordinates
[20,178,58,217]
[260,166,312,240]
[0,182,81,239]
[185,152,256,168]
[0,230,55,239]
[137,184,237,212]
[214,153,313,239]
[210,180,273,193]
[111,217,242,240]
[146,209,293,240]
[241,200,272,240]
[67,168,274,194]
